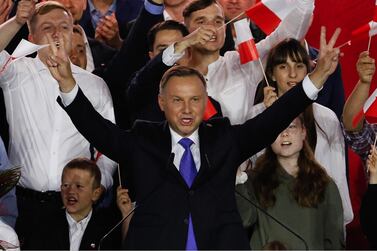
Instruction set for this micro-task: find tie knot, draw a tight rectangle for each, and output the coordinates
[179,138,194,149]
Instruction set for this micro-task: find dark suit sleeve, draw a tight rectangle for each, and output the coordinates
[102,6,163,91]
[58,88,133,162]
[233,83,313,162]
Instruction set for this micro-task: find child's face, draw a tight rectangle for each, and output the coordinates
[271,117,306,160]
[61,168,101,221]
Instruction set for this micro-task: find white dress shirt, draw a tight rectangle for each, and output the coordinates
[0,51,116,191]
[163,0,314,125]
[66,210,92,251]
[169,128,201,172]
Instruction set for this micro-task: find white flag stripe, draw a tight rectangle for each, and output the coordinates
[369,21,377,36]
[364,87,377,112]
[262,0,296,19]
[234,19,254,44]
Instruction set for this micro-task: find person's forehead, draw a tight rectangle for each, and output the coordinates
[188,3,223,19]
[35,8,72,24]
[154,30,183,45]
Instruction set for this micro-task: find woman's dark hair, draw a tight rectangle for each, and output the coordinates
[250,115,330,209]
[254,38,330,151]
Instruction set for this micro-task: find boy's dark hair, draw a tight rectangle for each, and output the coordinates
[183,0,219,19]
[62,158,101,189]
[147,20,189,51]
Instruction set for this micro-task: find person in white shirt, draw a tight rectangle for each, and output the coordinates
[161,0,314,125]
[0,1,116,248]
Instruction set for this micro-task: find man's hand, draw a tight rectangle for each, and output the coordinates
[357,51,376,84]
[95,13,122,49]
[174,26,217,54]
[309,26,341,89]
[45,33,76,92]
[0,0,13,24]
[15,0,35,25]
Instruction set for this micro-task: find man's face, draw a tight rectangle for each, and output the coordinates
[70,30,87,69]
[184,3,226,53]
[217,0,255,20]
[158,75,207,137]
[52,0,87,21]
[61,168,101,221]
[29,8,73,61]
[149,29,184,59]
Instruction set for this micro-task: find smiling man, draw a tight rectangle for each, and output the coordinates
[0,1,116,248]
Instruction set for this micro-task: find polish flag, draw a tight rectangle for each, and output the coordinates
[353,88,377,126]
[351,20,377,45]
[234,19,259,64]
[245,0,296,35]
[203,99,217,121]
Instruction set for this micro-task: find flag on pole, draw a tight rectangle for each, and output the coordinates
[353,88,377,126]
[351,21,377,45]
[203,99,217,121]
[234,18,259,64]
[245,0,296,35]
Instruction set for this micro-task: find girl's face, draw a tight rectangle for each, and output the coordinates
[271,117,306,160]
[272,56,308,96]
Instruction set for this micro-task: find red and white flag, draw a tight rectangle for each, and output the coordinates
[234,18,259,64]
[351,20,377,45]
[245,0,296,35]
[353,88,377,126]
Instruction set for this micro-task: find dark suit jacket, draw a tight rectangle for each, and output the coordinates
[127,53,223,124]
[29,208,121,250]
[79,0,143,39]
[87,37,117,71]
[60,80,313,249]
[309,47,345,119]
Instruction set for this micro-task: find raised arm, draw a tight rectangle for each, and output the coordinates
[342,51,376,131]
[0,0,34,52]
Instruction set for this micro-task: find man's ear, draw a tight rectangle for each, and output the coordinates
[158,94,165,112]
[92,186,103,202]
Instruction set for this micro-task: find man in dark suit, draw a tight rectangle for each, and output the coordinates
[48,24,341,249]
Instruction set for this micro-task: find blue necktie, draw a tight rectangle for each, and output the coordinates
[179,138,198,250]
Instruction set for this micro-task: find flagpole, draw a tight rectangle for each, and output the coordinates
[117,163,122,188]
[368,22,374,52]
[258,58,270,86]
[312,40,351,64]
[217,12,245,31]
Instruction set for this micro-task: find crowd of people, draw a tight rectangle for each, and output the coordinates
[0,0,376,249]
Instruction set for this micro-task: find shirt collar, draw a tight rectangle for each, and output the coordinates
[169,127,199,149]
[66,209,93,232]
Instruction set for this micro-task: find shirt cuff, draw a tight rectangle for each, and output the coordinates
[302,74,322,100]
[60,84,79,106]
[144,0,164,15]
[162,43,185,66]
[235,171,248,185]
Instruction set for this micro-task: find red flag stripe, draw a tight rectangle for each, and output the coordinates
[238,39,259,64]
[374,6,377,22]
[245,2,281,35]
[203,99,217,121]
[351,23,371,43]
